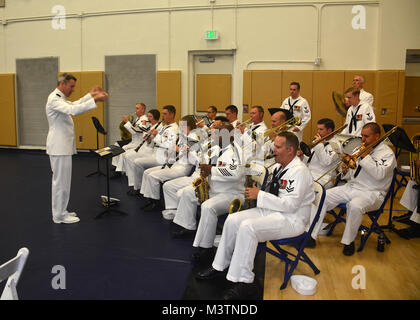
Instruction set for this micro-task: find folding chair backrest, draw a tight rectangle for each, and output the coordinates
[0,248,29,300]
[307,182,326,235]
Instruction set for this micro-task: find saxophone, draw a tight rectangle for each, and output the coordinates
[192,142,212,204]
[192,173,209,204]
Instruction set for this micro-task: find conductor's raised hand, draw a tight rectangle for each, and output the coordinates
[93,91,109,102]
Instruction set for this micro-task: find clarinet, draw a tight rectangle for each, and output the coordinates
[134,121,162,152]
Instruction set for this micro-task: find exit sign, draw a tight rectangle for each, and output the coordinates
[205,30,219,40]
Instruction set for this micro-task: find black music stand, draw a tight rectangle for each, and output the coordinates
[86,117,107,177]
[381,124,416,231]
[93,145,128,219]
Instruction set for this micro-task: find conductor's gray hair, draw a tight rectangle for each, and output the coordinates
[58,73,77,85]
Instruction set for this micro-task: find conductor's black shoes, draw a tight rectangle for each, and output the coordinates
[343,242,355,256]
[172,228,195,238]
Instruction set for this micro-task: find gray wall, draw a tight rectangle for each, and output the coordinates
[104,54,156,144]
[16,57,58,147]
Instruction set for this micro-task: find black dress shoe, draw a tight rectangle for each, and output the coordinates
[196,267,224,280]
[140,199,152,209]
[110,171,121,179]
[172,228,195,238]
[223,282,258,300]
[191,248,213,264]
[143,200,161,212]
[305,237,316,248]
[127,188,139,196]
[343,242,355,256]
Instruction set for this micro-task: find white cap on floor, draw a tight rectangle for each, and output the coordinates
[291,275,317,295]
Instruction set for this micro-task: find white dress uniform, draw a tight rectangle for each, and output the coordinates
[112,114,149,172]
[280,96,311,142]
[303,137,340,188]
[212,156,314,284]
[124,121,163,188]
[173,143,245,249]
[400,180,420,224]
[140,132,198,200]
[359,89,374,106]
[131,122,179,191]
[312,142,396,244]
[241,121,267,164]
[341,103,376,137]
[46,88,97,221]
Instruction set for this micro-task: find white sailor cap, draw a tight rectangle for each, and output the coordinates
[291,275,317,296]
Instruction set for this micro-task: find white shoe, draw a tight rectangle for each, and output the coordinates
[66,211,77,217]
[162,209,176,220]
[53,215,80,224]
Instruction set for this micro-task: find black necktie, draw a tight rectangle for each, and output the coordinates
[349,105,361,134]
[307,151,315,163]
[354,165,362,178]
[269,168,288,195]
[288,97,300,116]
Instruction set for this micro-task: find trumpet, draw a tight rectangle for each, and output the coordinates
[316,126,398,186]
[300,123,348,157]
[235,118,253,129]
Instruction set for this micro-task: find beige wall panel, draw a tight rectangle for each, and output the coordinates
[0,74,17,146]
[402,124,420,144]
[61,71,105,150]
[242,70,253,122]
[396,71,406,126]
[374,71,400,128]
[157,70,182,123]
[312,71,346,139]
[249,71,282,126]
[196,74,231,113]
[281,71,313,142]
[403,76,420,118]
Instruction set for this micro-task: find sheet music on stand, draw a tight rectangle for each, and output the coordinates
[94,145,125,159]
[91,145,127,218]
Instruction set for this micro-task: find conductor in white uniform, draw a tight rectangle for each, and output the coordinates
[196,131,315,300]
[46,73,108,224]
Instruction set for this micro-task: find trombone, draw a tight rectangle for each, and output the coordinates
[263,116,301,139]
[316,126,398,186]
[300,123,348,157]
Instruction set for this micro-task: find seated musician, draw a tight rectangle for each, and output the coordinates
[139,115,198,211]
[161,116,232,221]
[398,158,420,239]
[341,87,375,137]
[225,105,239,128]
[301,118,340,188]
[171,122,244,262]
[124,109,162,195]
[239,106,267,163]
[125,105,178,196]
[111,102,149,176]
[312,122,396,256]
[196,132,314,300]
[263,108,290,160]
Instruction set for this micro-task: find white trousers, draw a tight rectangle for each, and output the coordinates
[400,180,420,224]
[162,175,196,209]
[312,184,383,244]
[213,208,307,283]
[140,164,193,200]
[173,187,243,248]
[124,148,155,189]
[112,142,136,172]
[49,155,72,220]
